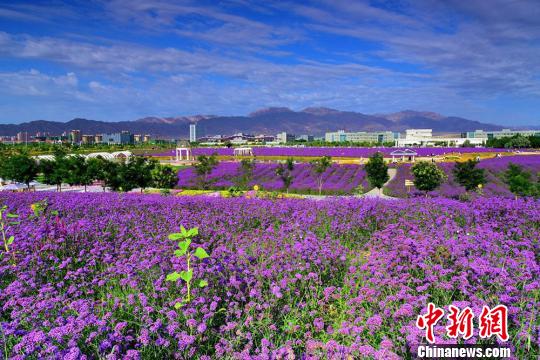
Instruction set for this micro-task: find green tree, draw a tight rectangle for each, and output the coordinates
[310,156,332,195]
[275,157,295,193]
[365,152,389,190]
[235,158,255,190]
[452,159,486,191]
[65,155,92,191]
[152,165,178,189]
[194,154,219,189]
[411,161,446,196]
[504,163,535,197]
[0,153,38,189]
[86,157,109,191]
[40,153,70,191]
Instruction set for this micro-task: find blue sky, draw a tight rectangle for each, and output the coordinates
[0,0,539,126]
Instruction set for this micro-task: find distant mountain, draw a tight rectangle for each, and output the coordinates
[0,108,505,138]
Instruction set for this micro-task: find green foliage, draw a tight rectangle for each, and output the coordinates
[40,154,70,191]
[235,158,255,190]
[0,153,38,188]
[310,156,332,195]
[411,161,447,195]
[65,155,93,190]
[166,226,209,307]
[151,165,178,189]
[0,205,19,254]
[504,163,537,197]
[486,134,538,148]
[365,152,389,189]
[194,154,219,189]
[275,157,295,193]
[452,160,486,191]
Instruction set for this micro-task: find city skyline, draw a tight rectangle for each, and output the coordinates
[0,1,539,126]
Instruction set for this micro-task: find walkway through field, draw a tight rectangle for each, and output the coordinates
[359,168,397,199]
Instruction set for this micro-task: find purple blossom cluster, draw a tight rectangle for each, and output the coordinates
[385,155,540,198]
[177,162,370,194]
[154,147,516,158]
[0,193,537,359]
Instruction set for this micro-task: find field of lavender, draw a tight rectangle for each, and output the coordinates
[154,147,515,158]
[177,162,370,194]
[386,155,540,198]
[0,193,537,359]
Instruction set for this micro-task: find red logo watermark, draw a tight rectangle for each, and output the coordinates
[417,303,508,343]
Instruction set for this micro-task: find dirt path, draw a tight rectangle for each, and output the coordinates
[358,168,397,199]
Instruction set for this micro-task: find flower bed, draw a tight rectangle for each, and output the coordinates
[0,193,537,358]
[177,162,370,195]
[385,155,540,198]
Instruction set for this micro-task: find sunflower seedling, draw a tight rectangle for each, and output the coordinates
[166,226,209,308]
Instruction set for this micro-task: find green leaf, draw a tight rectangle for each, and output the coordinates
[51,210,59,216]
[177,239,191,254]
[179,270,193,283]
[174,249,184,257]
[193,247,209,260]
[198,279,208,288]
[7,236,14,245]
[187,227,199,237]
[6,213,18,218]
[166,271,181,282]
[174,302,183,309]
[180,226,187,236]
[168,233,184,240]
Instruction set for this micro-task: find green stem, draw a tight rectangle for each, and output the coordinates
[186,253,191,303]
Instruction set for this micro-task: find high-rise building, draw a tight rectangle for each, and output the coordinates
[81,135,94,144]
[70,130,82,144]
[189,123,197,142]
[276,132,295,144]
[16,132,28,144]
[101,131,134,145]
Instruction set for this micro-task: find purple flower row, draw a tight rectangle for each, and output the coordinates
[153,146,520,158]
[177,162,370,194]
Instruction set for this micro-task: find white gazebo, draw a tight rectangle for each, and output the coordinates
[390,149,418,162]
[234,147,253,157]
[176,147,193,161]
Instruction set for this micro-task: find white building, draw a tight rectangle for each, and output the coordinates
[325,130,397,143]
[276,132,295,144]
[189,123,197,143]
[395,129,485,147]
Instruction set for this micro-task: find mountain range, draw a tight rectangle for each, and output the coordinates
[0,108,506,138]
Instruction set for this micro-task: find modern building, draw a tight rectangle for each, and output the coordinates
[101,131,134,145]
[276,132,295,144]
[395,129,485,147]
[69,130,82,144]
[16,132,28,144]
[325,130,398,143]
[462,129,540,140]
[189,123,197,143]
[297,134,315,142]
[81,135,94,144]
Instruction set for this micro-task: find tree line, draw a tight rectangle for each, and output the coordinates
[0,150,178,192]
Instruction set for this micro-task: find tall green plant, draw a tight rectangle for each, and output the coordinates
[453,160,486,191]
[166,226,209,308]
[411,161,446,196]
[310,156,332,195]
[276,157,295,193]
[365,152,389,190]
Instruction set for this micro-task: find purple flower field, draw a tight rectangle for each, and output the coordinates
[385,155,540,198]
[177,162,370,194]
[0,193,538,359]
[153,147,517,158]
